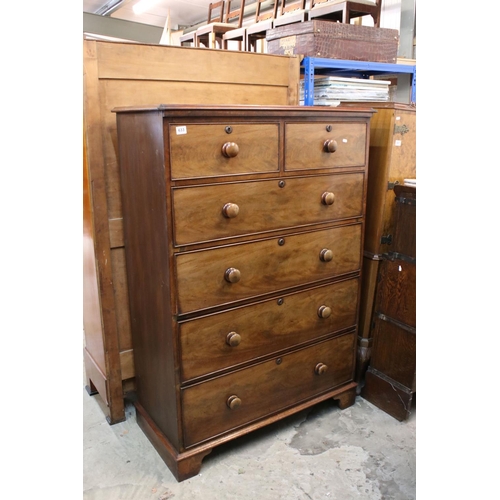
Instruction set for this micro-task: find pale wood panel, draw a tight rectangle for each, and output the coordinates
[119,349,135,381]
[108,218,124,248]
[83,40,126,423]
[96,42,297,87]
[110,248,133,352]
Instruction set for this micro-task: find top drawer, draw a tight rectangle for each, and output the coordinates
[285,122,366,171]
[169,123,279,179]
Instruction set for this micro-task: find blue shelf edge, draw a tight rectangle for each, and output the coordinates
[301,57,416,106]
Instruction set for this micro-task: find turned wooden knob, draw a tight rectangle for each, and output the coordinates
[323,139,338,153]
[225,267,241,283]
[226,332,241,347]
[227,395,241,409]
[318,305,332,319]
[319,248,333,262]
[222,142,239,158]
[222,203,239,218]
[315,363,328,375]
[321,192,335,205]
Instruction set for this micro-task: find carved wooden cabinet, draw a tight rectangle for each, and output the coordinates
[113,104,374,481]
[361,184,416,421]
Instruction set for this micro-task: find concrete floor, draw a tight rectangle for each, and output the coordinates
[83,383,416,500]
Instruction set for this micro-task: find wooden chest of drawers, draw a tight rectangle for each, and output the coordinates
[114,104,374,481]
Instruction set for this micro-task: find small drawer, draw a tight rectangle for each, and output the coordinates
[181,332,356,447]
[169,123,279,179]
[179,278,359,381]
[172,173,364,245]
[285,122,366,171]
[175,224,362,314]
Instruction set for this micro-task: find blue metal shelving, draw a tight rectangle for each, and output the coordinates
[301,57,416,105]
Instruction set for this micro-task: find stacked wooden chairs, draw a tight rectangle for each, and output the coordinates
[196,1,245,49]
[273,0,308,28]
[309,0,381,27]
[245,0,280,52]
[180,0,383,51]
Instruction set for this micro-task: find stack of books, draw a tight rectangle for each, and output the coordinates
[300,76,391,105]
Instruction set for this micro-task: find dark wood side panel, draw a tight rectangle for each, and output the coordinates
[369,318,416,389]
[362,368,413,422]
[374,260,416,328]
[116,111,180,448]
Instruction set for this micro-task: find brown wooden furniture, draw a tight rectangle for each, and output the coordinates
[83,40,300,425]
[350,102,416,384]
[196,1,245,49]
[246,0,279,52]
[309,0,381,27]
[361,184,416,421]
[273,0,309,28]
[113,104,374,480]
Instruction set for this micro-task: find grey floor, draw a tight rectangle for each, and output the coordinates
[83,379,416,500]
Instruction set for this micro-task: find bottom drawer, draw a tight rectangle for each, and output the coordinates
[181,333,355,447]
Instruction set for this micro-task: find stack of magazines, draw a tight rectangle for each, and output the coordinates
[300,76,391,105]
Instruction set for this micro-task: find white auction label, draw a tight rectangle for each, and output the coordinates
[176,126,187,135]
[395,139,402,147]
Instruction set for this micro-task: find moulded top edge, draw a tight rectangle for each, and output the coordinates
[111,104,376,116]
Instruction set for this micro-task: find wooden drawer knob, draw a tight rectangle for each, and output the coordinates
[319,248,333,262]
[323,139,338,153]
[222,142,239,158]
[224,267,241,283]
[222,203,239,218]
[227,395,241,409]
[321,192,335,205]
[226,332,241,347]
[318,305,332,319]
[315,363,328,375]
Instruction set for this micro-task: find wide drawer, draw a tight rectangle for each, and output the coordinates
[169,123,279,179]
[179,277,359,381]
[181,332,356,447]
[175,223,362,314]
[172,173,364,245]
[285,122,366,170]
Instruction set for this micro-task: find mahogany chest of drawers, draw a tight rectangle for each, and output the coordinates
[113,104,374,481]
